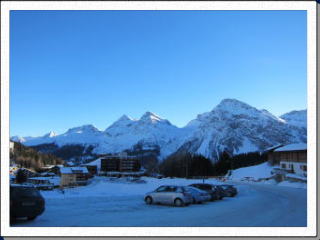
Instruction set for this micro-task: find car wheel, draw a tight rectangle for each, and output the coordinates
[174,198,184,207]
[27,216,37,221]
[192,197,196,204]
[145,196,153,205]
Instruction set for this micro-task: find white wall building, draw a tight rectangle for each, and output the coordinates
[9,141,15,153]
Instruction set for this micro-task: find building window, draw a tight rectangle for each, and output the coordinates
[281,163,286,169]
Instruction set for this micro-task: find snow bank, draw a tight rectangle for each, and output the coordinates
[277,181,307,189]
[229,162,273,180]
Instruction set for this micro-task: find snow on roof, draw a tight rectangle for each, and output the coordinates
[60,167,89,174]
[28,177,53,181]
[274,143,307,152]
[83,158,101,167]
[263,144,284,152]
[40,172,55,176]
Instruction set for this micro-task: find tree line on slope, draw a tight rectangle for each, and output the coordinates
[10,142,64,171]
[159,151,268,177]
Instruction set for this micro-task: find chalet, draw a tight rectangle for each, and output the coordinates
[81,161,99,176]
[84,165,97,176]
[100,152,141,174]
[27,177,55,190]
[268,143,307,178]
[60,167,90,187]
[40,165,64,176]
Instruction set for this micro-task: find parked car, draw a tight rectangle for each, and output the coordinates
[189,183,221,201]
[220,184,238,197]
[144,185,193,207]
[10,184,45,221]
[185,186,211,204]
[211,185,226,199]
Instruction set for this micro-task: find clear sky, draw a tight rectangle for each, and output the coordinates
[10,10,307,137]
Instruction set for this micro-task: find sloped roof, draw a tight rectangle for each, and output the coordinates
[60,167,89,174]
[274,143,307,152]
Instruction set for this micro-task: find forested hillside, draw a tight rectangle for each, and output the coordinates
[10,141,64,171]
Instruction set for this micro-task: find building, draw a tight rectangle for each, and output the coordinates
[81,164,98,176]
[27,177,55,190]
[100,152,140,173]
[60,167,90,187]
[268,143,307,178]
[43,165,64,176]
[9,141,15,153]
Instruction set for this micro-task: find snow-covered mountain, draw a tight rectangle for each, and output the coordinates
[11,99,307,162]
[280,110,307,129]
[97,112,185,157]
[177,99,306,160]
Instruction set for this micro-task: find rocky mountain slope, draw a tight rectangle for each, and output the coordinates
[11,99,307,163]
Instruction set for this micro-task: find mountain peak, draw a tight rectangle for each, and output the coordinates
[216,98,252,109]
[117,114,133,122]
[43,131,56,138]
[213,98,259,116]
[140,111,162,121]
[66,124,99,134]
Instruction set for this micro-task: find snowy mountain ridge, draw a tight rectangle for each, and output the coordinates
[11,99,307,162]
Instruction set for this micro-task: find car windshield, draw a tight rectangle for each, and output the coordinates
[167,186,177,192]
[155,186,168,192]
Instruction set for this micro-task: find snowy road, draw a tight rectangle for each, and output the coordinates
[12,179,306,227]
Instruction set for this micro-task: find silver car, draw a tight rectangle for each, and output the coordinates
[185,186,211,204]
[144,185,193,207]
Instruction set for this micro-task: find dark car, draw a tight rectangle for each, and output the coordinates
[189,183,221,201]
[10,184,45,221]
[211,185,226,199]
[220,184,238,197]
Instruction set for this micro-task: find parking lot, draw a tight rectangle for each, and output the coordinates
[12,179,307,227]
[11,177,307,227]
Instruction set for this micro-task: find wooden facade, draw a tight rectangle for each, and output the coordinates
[268,150,307,165]
[60,167,90,187]
[267,144,307,177]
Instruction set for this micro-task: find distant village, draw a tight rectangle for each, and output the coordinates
[9,140,307,191]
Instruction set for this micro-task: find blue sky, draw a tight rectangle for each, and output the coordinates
[10,10,307,136]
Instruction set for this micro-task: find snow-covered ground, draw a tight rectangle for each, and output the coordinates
[228,162,307,189]
[12,176,307,227]
[229,162,273,180]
